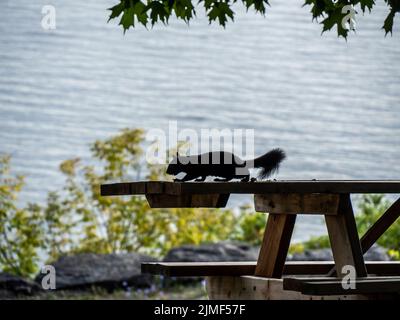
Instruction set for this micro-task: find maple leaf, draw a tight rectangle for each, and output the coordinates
[320,6,349,38]
[383,0,400,35]
[147,1,170,26]
[207,1,234,27]
[119,7,135,32]
[242,0,270,15]
[108,2,125,22]
[360,0,375,12]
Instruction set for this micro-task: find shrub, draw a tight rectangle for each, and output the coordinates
[302,194,400,259]
[231,206,267,245]
[0,129,237,277]
[0,155,44,276]
[42,128,237,258]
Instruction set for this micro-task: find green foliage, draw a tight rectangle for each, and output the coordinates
[0,155,44,276]
[302,194,400,259]
[0,129,237,277]
[383,0,400,34]
[230,206,267,245]
[303,234,331,250]
[42,128,236,258]
[289,242,305,254]
[108,0,399,37]
[355,194,400,256]
[305,0,400,37]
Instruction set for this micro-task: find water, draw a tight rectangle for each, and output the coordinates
[0,0,399,241]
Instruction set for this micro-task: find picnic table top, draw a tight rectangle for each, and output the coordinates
[100,180,400,196]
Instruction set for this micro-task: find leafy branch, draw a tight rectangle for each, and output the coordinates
[108,0,399,38]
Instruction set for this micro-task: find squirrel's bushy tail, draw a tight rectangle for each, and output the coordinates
[252,148,286,179]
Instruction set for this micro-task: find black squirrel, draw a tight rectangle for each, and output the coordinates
[166,148,286,182]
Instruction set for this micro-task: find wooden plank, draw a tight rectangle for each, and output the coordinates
[146,181,165,194]
[191,194,229,207]
[361,198,400,253]
[145,193,229,208]
[100,181,146,196]
[101,180,400,196]
[325,194,367,278]
[254,193,339,215]
[361,261,400,276]
[254,214,296,278]
[142,262,257,277]
[206,276,374,300]
[146,194,191,208]
[283,276,400,296]
[141,261,400,277]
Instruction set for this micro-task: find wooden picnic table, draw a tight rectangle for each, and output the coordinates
[101,180,400,299]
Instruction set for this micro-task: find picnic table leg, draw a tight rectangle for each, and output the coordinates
[254,213,296,278]
[360,197,400,253]
[253,193,340,278]
[325,194,367,278]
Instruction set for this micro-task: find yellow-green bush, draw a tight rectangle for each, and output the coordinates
[42,128,237,259]
[0,129,238,277]
[0,155,44,276]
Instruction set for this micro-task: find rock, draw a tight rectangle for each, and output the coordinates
[35,253,157,290]
[163,242,259,262]
[0,272,41,297]
[364,244,391,261]
[289,244,390,262]
[289,248,333,261]
[162,242,259,286]
[164,242,391,264]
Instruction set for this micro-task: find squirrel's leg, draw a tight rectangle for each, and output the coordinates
[195,176,206,182]
[214,176,233,182]
[174,174,198,182]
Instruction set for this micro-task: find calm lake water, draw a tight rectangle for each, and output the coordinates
[1,0,399,241]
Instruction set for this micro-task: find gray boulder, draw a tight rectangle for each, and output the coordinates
[162,242,259,285]
[163,242,259,262]
[35,253,157,290]
[164,242,390,263]
[289,248,333,261]
[364,244,391,261]
[0,272,41,297]
[289,244,390,261]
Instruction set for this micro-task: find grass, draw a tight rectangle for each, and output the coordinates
[2,283,208,300]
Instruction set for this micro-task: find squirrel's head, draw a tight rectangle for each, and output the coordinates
[166,153,182,175]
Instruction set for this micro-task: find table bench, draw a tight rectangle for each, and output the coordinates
[101,180,400,299]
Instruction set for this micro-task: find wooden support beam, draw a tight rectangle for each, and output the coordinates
[361,198,400,253]
[145,193,229,208]
[142,261,400,277]
[325,194,367,277]
[283,276,400,296]
[254,193,339,215]
[254,214,296,278]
